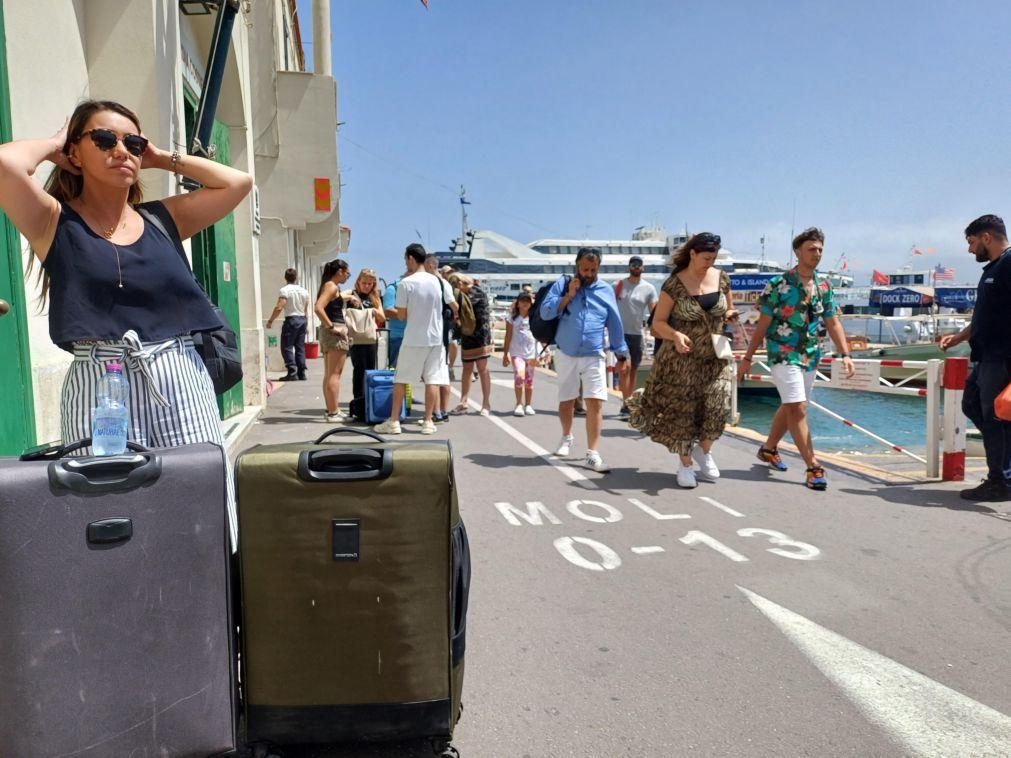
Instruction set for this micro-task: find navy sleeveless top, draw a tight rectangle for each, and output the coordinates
[325,287,345,324]
[42,201,224,350]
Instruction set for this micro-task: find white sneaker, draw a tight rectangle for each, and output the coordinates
[585,451,610,473]
[479,408,490,417]
[419,420,437,435]
[324,411,346,424]
[513,404,525,417]
[676,464,698,489]
[373,419,402,435]
[692,446,720,480]
[554,434,575,457]
[524,405,536,416]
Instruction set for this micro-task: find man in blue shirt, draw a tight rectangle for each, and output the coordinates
[382,269,408,367]
[540,247,629,472]
[940,214,1011,502]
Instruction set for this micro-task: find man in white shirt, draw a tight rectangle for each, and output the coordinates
[265,267,311,381]
[375,244,456,435]
[614,255,658,417]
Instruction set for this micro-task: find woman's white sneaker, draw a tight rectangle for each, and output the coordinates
[676,464,698,488]
[692,446,720,480]
[513,404,525,417]
[585,451,610,473]
[419,420,437,435]
[524,405,536,416]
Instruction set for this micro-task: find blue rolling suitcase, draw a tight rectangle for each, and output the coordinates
[365,369,408,424]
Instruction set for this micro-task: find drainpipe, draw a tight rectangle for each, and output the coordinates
[191,0,241,158]
[312,0,332,76]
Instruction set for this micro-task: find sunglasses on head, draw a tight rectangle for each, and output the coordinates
[693,233,721,252]
[77,128,149,157]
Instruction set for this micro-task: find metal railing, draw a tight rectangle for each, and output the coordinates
[734,355,970,480]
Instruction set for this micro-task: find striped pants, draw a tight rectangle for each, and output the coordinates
[62,331,238,549]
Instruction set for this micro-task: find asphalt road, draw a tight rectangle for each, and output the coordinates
[238,361,1011,758]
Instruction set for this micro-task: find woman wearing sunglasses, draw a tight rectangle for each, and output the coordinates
[0,99,251,546]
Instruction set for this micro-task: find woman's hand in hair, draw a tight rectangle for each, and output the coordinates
[46,119,79,176]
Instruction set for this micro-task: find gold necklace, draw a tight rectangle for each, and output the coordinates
[81,203,127,288]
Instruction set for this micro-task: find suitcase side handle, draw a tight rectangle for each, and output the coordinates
[297,449,394,481]
[314,427,387,445]
[47,453,163,493]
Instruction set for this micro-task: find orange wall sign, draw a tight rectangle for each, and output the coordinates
[314,178,331,212]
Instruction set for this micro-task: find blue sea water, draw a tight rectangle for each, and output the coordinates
[736,388,930,454]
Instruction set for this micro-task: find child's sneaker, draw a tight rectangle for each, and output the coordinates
[373,419,402,435]
[806,465,828,490]
[757,446,788,471]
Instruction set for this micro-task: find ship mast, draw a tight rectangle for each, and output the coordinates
[459,185,470,252]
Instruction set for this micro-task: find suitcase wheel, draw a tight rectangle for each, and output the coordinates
[429,738,460,758]
[251,744,282,758]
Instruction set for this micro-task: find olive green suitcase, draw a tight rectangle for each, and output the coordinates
[236,428,469,755]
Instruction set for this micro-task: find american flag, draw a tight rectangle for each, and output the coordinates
[933,263,955,281]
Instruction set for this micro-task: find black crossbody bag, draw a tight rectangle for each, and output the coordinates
[136,203,243,395]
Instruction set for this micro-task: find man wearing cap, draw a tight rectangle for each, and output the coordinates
[614,255,658,418]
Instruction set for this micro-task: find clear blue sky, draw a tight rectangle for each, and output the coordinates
[295,0,1010,286]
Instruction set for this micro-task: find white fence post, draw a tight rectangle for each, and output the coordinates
[925,359,941,479]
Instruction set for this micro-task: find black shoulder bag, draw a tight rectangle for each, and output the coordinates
[136,203,243,395]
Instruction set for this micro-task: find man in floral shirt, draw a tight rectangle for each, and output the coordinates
[738,228,854,490]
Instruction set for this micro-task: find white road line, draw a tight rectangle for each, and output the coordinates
[631,546,665,555]
[450,388,589,483]
[699,496,745,518]
[738,586,1011,758]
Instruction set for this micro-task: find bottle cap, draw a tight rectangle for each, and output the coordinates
[106,361,123,373]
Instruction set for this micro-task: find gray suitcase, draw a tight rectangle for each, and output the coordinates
[0,439,237,757]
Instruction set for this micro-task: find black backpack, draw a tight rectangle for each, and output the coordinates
[530,275,571,345]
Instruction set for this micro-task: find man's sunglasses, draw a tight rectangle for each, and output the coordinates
[76,128,149,157]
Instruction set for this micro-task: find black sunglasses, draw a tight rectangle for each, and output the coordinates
[77,128,149,157]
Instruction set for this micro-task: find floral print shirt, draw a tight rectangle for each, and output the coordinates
[757,268,837,370]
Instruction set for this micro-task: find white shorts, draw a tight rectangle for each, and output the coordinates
[554,352,608,402]
[771,363,816,404]
[394,345,450,386]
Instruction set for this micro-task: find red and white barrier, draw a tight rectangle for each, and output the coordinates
[941,357,969,481]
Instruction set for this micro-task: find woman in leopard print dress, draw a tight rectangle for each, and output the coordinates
[629,232,738,488]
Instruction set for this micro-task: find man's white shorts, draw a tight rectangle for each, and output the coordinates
[554,352,608,402]
[395,345,450,386]
[771,363,816,404]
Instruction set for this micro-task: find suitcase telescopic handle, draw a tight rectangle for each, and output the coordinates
[314,427,388,444]
[20,438,149,461]
[47,453,163,493]
[297,448,394,482]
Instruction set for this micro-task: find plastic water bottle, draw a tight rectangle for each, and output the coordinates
[92,362,130,456]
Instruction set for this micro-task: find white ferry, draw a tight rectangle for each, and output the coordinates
[435,225,836,305]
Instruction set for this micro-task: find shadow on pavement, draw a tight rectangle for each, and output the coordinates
[840,485,1008,517]
[465,452,547,469]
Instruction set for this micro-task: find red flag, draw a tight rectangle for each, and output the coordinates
[871,270,889,285]
[912,247,923,256]
[420,0,429,6]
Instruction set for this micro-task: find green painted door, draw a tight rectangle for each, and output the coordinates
[184,95,243,419]
[0,5,37,454]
